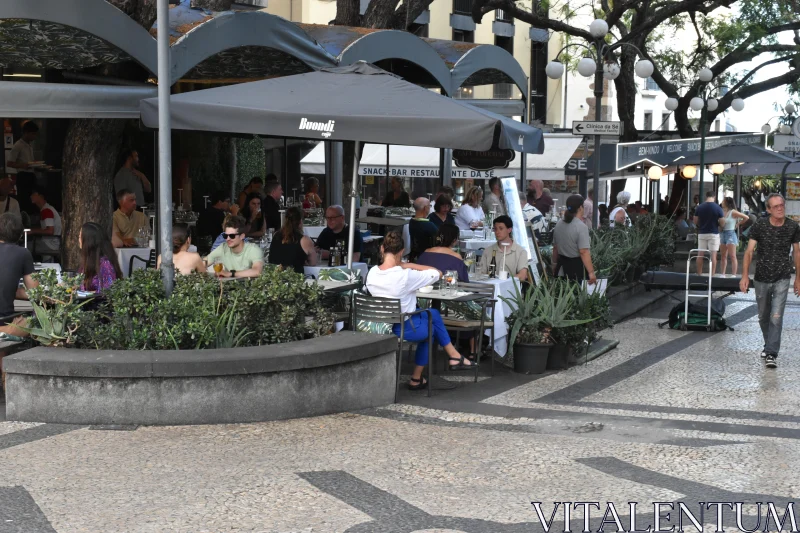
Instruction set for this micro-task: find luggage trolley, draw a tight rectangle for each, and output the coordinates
[681,248,713,331]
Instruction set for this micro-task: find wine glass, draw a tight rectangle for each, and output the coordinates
[464,251,476,276]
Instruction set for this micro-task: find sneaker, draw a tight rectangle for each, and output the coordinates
[760,350,768,359]
[765,355,778,368]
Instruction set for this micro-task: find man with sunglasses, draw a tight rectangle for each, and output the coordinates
[315,205,362,262]
[740,193,800,368]
[205,215,264,279]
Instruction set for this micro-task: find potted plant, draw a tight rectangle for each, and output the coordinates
[501,280,596,374]
[550,284,610,368]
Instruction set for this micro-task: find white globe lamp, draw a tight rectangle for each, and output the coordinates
[634,59,654,79]
[647,166,663,180]
[545,61,564,79]
[689,97,705,111]
[589,19,609,39]
[603,63,621,80]
[731,98,745,112]
[780,124,792,135]
[710,163,725,175]
[786,102,796,115]
[577,57,597,77]
[706,98,719,112]
[761,124,772,135]
[698,68,713,83]
[665,97,679,111]
[683,165,697,179]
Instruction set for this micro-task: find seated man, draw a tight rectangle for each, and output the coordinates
[316,205,362,262]
[478,215,529,281]
[205,215,264,279]
[112,189,148,248]
[27,188,62,259]
[408,197,438,261]
[197,190,232,240]
[0,213,38,338]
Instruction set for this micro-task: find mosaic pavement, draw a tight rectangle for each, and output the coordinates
[2,290,800,532]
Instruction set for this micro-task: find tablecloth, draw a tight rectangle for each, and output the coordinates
[475,277,519,358]
[460,239,495,254]
[304,262,368,281]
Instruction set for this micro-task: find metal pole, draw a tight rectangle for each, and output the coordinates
[654,179,660,215]
[330,142,343,207]
[229,138,237,204]
[441,148,453,188]
[781,161,791,195]
[156,0,174,294]
[687,173,692,216]
[347,141,361,269]
[591,50,603,228]
[698,111,706,200]
[734,167,742,210]
[520,104,528,192]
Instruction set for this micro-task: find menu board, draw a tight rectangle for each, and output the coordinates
[786,180,800,200]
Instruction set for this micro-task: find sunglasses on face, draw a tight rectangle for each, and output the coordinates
[223,233,240,240]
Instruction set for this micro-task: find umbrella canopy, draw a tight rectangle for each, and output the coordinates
[727,160,800,176]
[677,144,794,165]
[140,62,544,154]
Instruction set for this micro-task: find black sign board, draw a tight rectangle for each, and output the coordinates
[452,149,515,171]
[565,157,588,177]
[616,133,765,170]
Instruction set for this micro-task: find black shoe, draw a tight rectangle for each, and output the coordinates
[407,377,428,390]
[765,354,777,368]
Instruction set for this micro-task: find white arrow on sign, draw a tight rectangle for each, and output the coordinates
[572,121,623,136]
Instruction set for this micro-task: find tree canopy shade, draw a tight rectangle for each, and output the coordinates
[139,63,545,154]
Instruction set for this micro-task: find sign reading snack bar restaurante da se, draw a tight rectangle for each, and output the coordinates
[453,149,515,171]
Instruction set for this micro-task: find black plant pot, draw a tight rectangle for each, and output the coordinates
[547,344,571,370]
[513,343,552,374]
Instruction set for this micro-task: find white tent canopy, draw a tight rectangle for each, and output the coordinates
[300,134,583,181]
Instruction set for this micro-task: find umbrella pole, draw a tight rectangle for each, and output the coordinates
[156,0,174,294]
[347,141,361,270]
[734,167,741,211]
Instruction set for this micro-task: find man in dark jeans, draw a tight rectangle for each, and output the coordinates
[740,193,800,369]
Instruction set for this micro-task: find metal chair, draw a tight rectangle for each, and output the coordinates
[129,248,158,275]
[351,291,433,400]
[441,281,496,380]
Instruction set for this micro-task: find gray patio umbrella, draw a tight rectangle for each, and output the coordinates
[141,62,544,268]
[140,62,544,154]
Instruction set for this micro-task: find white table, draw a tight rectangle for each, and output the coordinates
[460,239,495,254]
[474,276,519,358]
[304,262,369,281]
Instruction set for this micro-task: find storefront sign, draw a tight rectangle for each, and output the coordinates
[773,134,800,154]
[616,133,765,169]
[452,149,515,171]
[359,166,495,178]
[565,158,588,176]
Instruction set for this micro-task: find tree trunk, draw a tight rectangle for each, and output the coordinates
[334,0,362,26]
[61,120,127,269]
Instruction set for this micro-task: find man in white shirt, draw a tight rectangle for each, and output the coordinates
[7,121,39,215]
[28,188,61,259]
[522,190,547,242]
[0,178,20,216]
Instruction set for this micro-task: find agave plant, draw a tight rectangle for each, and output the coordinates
[318,268,360,283]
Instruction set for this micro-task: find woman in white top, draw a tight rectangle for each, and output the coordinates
[454,186,486,231]
[365,231,475,390]
[609,191,632,228]
[719,196,748,275]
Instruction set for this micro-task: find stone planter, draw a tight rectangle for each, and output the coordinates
[513,343,552,374]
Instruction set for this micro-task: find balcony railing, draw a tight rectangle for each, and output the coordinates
[495,9,512,22]
[453,0,472,15]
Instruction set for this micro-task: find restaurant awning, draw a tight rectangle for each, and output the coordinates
[0,81,156,119]
[140,63,544,153]
[678,144,795,165]
[299,134,581,180]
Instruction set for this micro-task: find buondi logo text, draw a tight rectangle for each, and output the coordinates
[299,118,335,138]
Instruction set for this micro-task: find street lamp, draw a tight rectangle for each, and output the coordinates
[758,102,797,192]
[545,19,655,228]
[666,69,745,214]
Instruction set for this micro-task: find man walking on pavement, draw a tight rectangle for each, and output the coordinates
[740,193,800,369]
[694,191,724,275]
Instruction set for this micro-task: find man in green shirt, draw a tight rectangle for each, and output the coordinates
[205,215,264,279]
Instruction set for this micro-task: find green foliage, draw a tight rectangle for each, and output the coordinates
[24,270,92,347]
[499,278,601,354]
[31,267,336,351]
[235,136,266,195]
[551,285,612,353]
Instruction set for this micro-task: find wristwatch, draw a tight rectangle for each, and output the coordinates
[230,270,237,278]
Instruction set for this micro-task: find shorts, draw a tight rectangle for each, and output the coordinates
[720,230,738,246]
[698,233,720,252]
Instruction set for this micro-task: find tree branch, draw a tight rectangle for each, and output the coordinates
[471,0,594,41]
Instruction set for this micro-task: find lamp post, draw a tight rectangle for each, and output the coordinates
[545,19,655,228]
[760,102,797,193]
[664,69,745,209]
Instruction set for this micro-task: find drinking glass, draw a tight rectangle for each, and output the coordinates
[464,251,476,276]
[445,270,457,296]
[213,261,223,274]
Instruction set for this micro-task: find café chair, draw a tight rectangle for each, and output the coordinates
[441,281,496,380]
[129,249,158,275]
[351,291,433,400]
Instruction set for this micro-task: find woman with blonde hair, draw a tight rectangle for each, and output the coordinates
[719,197,749,275]
[454,186,486,230]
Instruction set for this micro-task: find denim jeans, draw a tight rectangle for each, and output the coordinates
[392,309,452,366]
[754,278,790,356]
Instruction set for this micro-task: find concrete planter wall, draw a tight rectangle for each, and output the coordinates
[2,332,397,426]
